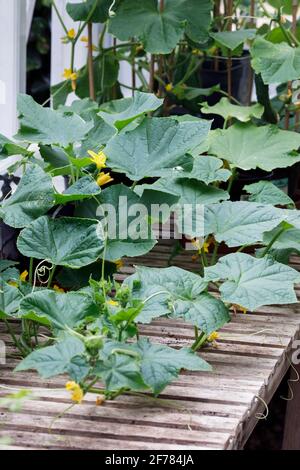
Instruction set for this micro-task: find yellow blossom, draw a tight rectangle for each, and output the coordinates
[20,270,28,282]
[63,68,78,81]
[96,395,106,406]
[67,28,76,39]
[191,238,201,250]
[65,381,84,403]
[232,304,248,315]
[114,259,124,271]
[202,237,214,253]
[165,83,173,92]
[207,331,219,342]
[107,299,119,307]
[202,242,210,254]
[88,150,107,169]
[53,284,65,293]
[81,36,88,43]
[97,172,114,187]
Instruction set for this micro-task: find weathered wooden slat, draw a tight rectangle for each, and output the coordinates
[1,242,300,450]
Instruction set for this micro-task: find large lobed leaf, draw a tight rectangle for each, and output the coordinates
[205,253,300,311]
[55,176,101,204]
[251,37,300,85]
[0,134,31,159]
[208,123,300,171]
[133,339,212,396]
[125,266,230,332]
[204,201,290,247]
[19,289,99,330]
[105,116,211,181]
[15,337,89,382]
[244,181,294,207]
[17,216,104,268]
[99,92,163,130]
[66,0,111,23]
[16,94,92,146]
[0,280,22,319]
[0,165,55,228]
[108,0,212,54]
[210,29,256,51]
[201,98,263,122]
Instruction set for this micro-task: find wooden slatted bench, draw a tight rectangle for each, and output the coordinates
[1,241,300,450]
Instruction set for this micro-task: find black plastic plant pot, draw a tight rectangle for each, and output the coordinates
[0,221,22,262]
[0,174,23,263]
[199,52,252,128]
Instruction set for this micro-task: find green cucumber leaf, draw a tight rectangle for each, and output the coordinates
[99,92,163,130]
[244,181,294,206]
[19,289,99,330]
[201,97,263,122]
[205,253,300,310]
[208,123,300,171]
[15,337,89,382]
[0,165,55,228]
[55,176,101,204]
[204,201,288,247]
[16,94,92,146]
[105,116,211,181]
[108,0,212,54]
[210,29,256,51]
[17,216,104,268]
[134,338,212,396]
[94,354,146,392]
[251,37,300,84]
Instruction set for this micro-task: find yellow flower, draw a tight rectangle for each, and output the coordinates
[107,299,119,307]
[53,284,65,293]
[63,68,78,81]
[88,150,107,169]
[165,83,173,92]
[65,381,84,404]
[207,331,219,342]
[202,242,210,254]
[20,270,28,282]
[81,36,88,43]
[191,238,201,250]
[232,304,248,315]
[97,172,114,187]
[96,395,105,406]
[202,237,214,253]
[67,28,76,39]
[114,259,124,271]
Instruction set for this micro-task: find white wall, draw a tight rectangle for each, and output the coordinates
[0,0,26,138]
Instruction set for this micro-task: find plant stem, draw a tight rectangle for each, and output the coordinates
[191,331,208,352]
[227,168,236,194]
[87,22,96,100]
[52,0,69,35]
[70,41,76,72]
[131,38,136,96]
[4,320,26,356]
[210,241,219,266]
[258,226,287,258]
[29,258,34,285]
[47,266,56,289]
